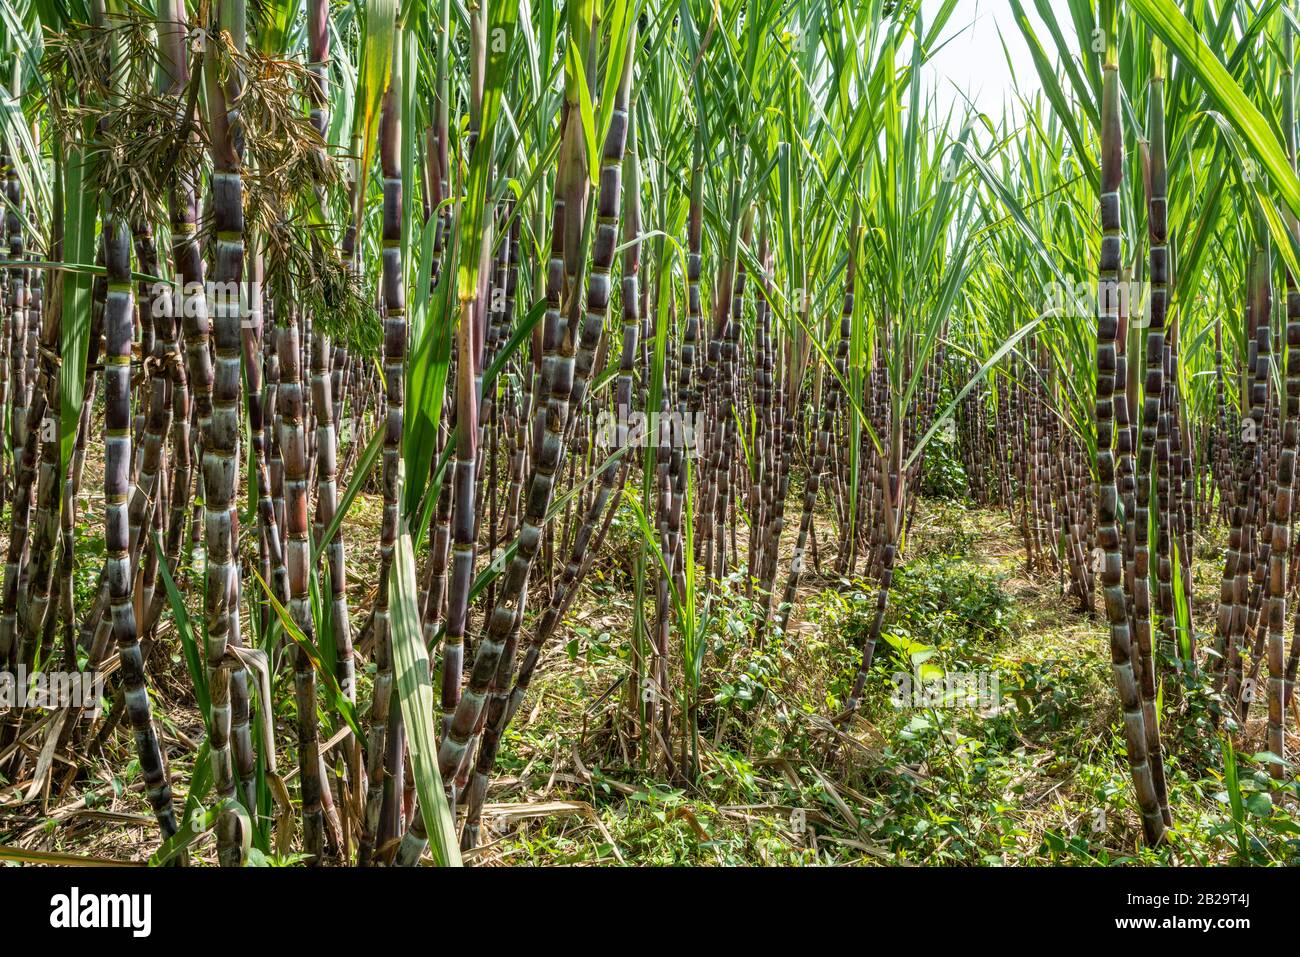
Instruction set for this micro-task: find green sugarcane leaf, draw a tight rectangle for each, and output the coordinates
[907,310,1047,471]
[0,94,48,212]
[568,29,598,188]
[58,137,97,481]
[408,296,544,532]
[352,0,398,234]
[251,568,364,742]
[181,739,213,827]
[1221,735,1250,864]
[328,18,357,153]
[389,526,461,866]
[456,0,520,300]
[1030,0,1098,128]
[150,797,250,867]
[154,536,210,726]
[0,5,45,97]
[1203,110,1300,280]
[595,0,636,149]
[1130,0,1300,222]
[402,207,453,520]
[1007,0,1098,190]
[260,0,300,54]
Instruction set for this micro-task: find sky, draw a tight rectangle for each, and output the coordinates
[920,0,1078,121]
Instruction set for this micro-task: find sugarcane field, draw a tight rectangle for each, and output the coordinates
[0,0,1293,907]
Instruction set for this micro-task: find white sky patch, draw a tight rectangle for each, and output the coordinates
[920,0,1079,123]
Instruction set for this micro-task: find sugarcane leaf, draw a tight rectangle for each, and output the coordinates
[1130,0,1300,222]
[0,846,144,866]
[1170,538,1192,666]
[905,310,1047,471]
[154,535,210,726]
[408,296,545,532]
[389,527,461,866]
[181,739,213,826]
[622,486,675,573]
[352,0,398,233]
[595,0,636,150]
[259,0,300,54]
[456,0,520,299]
[328,18,357,153]
[1221,734,1250,864]
[150,797,250,867]
[0,93,48,211]
[1030,0,1098,128]
[568,28,598,188]
[1007,0,1098,190]
[230,645,276,773]
[58,138,98,480]
[403,210,454,520]
[310,557,336,696]
[0,4,45,96]
[251,568,364,741]
[1203,110,1300,279]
